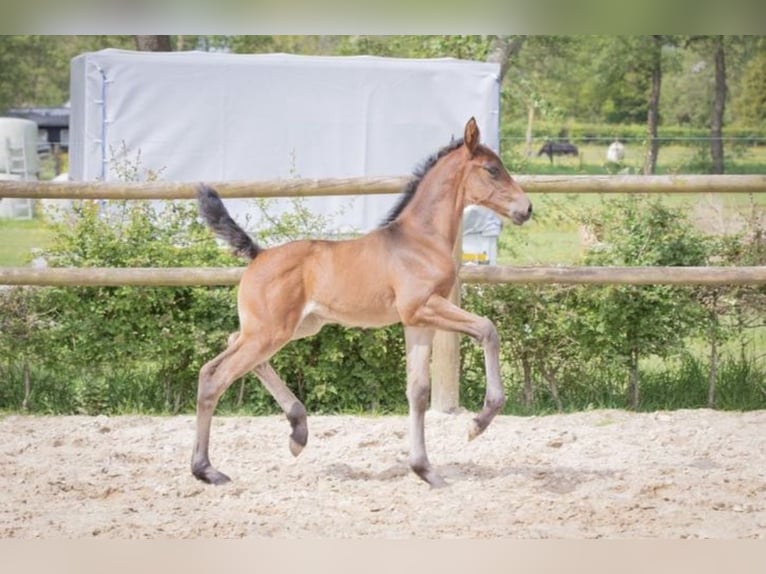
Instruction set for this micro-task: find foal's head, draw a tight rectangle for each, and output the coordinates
[460,118,532,225]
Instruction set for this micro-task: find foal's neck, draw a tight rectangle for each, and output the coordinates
[398,153,466,252]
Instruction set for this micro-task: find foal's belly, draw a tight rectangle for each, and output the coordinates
[300,299,400,330]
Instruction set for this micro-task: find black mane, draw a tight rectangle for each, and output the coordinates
[378,137,465,227]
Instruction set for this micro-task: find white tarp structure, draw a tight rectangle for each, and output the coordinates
[69,49,502,244]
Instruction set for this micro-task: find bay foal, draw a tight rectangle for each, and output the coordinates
[192,118,532,487]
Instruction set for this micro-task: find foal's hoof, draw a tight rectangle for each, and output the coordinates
[288,420,308,457]
[428,474,449,489]
[467,418,487,441]
[412,463,448,489]
[192,465,231,486]
[289,437,305,457]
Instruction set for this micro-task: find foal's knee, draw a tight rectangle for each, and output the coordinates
[476,318,499,349]
[407,381,430,409]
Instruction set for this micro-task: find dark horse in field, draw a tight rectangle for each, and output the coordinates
[191,118,532,488]
[537,141,579,163]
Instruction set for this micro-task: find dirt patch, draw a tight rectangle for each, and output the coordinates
[1,409,764,538]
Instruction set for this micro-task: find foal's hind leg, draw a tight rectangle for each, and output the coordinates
[253,362,308,457]
[192,334,283,485]
[249,314,325,457]
[403,326,446,488]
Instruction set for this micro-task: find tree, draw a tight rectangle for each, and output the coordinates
[643,36,664,175]
[686,35,730,174]
[134,35,172,52]
[699,36,761,174]
[0,287,50,410]
[732,38,766,126]
[486,36,525,84]
[578,196,709,408]
[710,36,727,174]
[501,36,580,155]
[0,36,134,111]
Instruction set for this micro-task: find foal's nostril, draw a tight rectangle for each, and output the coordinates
[527,203,533,217]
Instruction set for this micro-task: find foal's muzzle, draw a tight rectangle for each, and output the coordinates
[511,202,533,225]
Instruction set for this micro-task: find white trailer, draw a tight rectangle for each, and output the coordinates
[68,49,503,256]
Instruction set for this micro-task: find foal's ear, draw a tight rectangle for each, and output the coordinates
[464,117,480,156]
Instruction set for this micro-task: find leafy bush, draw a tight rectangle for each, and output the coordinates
[0,194,411,415]
[15,199,241,413]
[1,180,764,415]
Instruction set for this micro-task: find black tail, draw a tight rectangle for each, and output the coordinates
[197,184,261,260]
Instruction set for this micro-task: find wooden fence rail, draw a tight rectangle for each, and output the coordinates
[2,174,765,412]
[2,174,766,199]
[3,265,766,287]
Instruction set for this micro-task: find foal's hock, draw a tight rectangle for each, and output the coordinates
[191,117,532,488]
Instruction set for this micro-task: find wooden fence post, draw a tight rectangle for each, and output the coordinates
[430,223,462,413]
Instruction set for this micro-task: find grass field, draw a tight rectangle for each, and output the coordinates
[498,143,766,265]
[0,218,54,266]
[507,140,766,176]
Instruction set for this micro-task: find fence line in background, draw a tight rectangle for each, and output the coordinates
[2,174,766,200]
[503,136,766,143]
[3,265,766,288]
[2,174,765,412]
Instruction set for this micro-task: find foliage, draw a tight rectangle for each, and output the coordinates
[733,48,766,127]
[36,199,240,413]
[2,34,766,415]
[1,192,764,414]
[4,35,765,137]
[0,35,133,110]
[461,283,590,412]
[334,35,492,60]
[0,194,412,415]
[575,196,709,407]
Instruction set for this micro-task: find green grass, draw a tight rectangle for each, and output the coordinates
[0,218,54,266]
[509,142,766,176]
[499,191,766,265]
[497,143,766,265]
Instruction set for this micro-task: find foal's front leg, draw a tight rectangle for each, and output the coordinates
[409,294,506,442]
[403,326,446,488]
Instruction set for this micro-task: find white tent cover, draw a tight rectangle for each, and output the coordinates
[69,49,502,235]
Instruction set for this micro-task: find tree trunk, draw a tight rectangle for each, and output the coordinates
[22,360,31,411]
[486,36,525,84]
[522,356,534,408]
[134,36,172,52]
[541,367,563,412]
[711,35,727,175]
[708,332,718,408]
[628,347,640,409]
[643,36,663,175]
[707,296,720,408]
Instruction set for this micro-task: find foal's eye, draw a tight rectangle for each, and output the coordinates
[484,165,500,178]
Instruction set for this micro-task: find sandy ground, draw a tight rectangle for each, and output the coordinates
[1,409,764,539]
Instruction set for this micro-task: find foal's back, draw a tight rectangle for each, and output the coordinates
[237,230,405,332]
